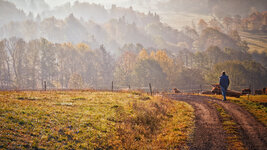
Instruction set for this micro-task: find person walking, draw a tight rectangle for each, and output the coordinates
[219,72,230,101]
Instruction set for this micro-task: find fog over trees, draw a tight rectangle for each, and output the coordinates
[158,0,267,17]
[0,0,266,91]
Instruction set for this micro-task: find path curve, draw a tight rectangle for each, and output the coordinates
[210,97,267,150]
[167,94,267,150]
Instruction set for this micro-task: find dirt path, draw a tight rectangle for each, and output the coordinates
[166,94,267,150]
[212,99,267,150]
[167,94,228,150]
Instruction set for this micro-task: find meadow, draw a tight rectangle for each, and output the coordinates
[240,31,267,53]
[0,91,194,149]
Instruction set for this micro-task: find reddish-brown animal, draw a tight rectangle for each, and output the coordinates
[173,88,181,93]
[263,87,266,95]
[242,88,251,95]
[255,89,263,95]
[211,84,221,94]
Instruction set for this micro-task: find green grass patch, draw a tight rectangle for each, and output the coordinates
[71,97,86,100]
[212,103,246,150]
[17,96,39,100]
[0,91,194,149]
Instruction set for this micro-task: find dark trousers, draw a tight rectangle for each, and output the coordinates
[221,86,227,100]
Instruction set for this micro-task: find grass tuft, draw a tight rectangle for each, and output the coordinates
[212,103,246,150]
[17,96,38,100]
[71,97,86,100]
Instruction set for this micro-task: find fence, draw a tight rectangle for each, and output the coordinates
[0,80,260,95]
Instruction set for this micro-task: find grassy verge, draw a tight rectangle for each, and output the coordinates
[204,94,267,126]
[210,102,245,150]
[0,91,194,149]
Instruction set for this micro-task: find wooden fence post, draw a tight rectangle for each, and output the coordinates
[112,81,113,92]
[149,83,152,96]
[248,84,251,100]
[44,81,46,91]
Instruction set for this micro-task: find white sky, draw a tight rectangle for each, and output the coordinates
[45,0,167,12]
[45,0,128,7]
[46,0,153,8]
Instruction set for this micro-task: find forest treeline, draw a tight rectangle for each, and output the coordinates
[0,0,267,91]
[0,37,266,91]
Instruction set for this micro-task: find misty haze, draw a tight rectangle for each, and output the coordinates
[0,0,266,149]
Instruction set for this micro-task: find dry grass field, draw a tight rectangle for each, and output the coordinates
[0,91,194,149]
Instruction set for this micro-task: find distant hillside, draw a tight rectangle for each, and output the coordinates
[1,0,265,55]
[0,0,27,27]
[241,11,267,32]
[240,31,267,53]
[158,0,267,18]
[6,0,49,14]
[0,1,192,55]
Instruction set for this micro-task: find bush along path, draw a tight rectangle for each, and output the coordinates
[166,94,267,150]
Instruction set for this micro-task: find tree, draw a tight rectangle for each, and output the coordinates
[178,49,194,68]
[77,43,98,88]
[251,51,267,68]
[95,45,114,89]
[173,68,205,90]
[233,15,242,30]
[208,18,223,31]
[27,39,41,89]
[198,19,208,32]
[193,51,207,69]
[0,40,11,89]
[132,59,167,89]
[40,38,58,88]
[182,26,199,40]
[223,17,233,32]
[242,60,267,90]
[224,48,251,61]
[138,48,149,60]
[56,43,74,88]
[154,50,175,83]
[5,37,27,88]
[229,30,241,42]
[68,73,84,89]
[205,46,229,69]
[114,51,136,86]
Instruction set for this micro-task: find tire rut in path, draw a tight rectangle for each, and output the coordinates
[167,94,228,150]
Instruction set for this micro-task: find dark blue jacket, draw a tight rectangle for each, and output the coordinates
[220,75,230,89]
